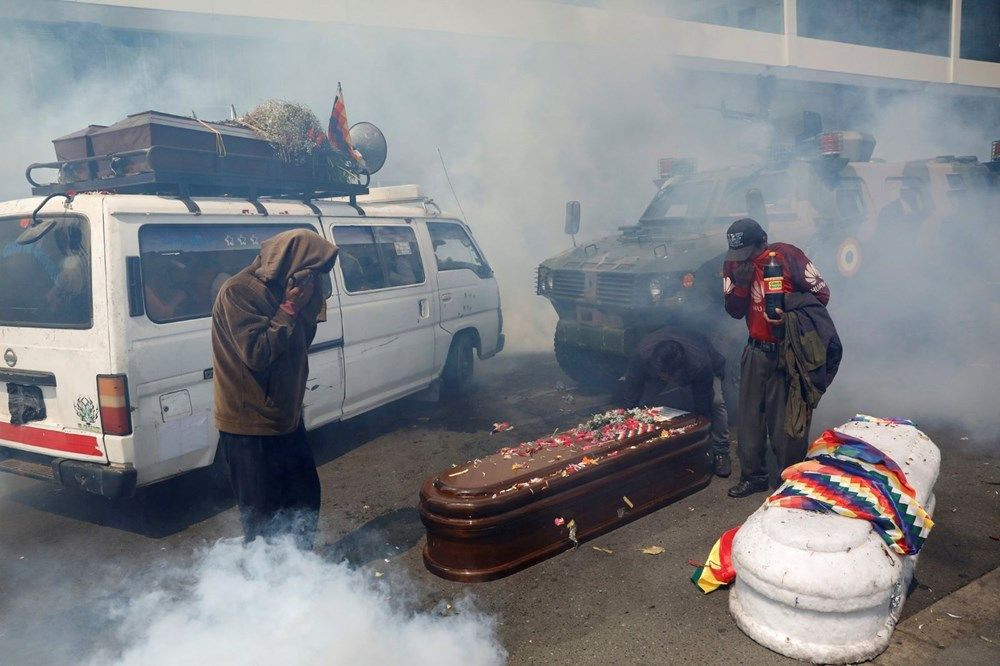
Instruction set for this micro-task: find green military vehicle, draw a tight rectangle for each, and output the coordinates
[536,124,1000,389]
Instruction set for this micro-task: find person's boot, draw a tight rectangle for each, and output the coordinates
[712,453,732,478]
[727,477,768,498]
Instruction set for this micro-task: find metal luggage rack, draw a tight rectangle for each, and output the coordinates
[25,146,371,205]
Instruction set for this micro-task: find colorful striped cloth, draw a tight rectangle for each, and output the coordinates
[767,428,934,555]
[690,526,739,593]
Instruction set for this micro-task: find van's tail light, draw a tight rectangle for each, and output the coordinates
[97,374,132,436]
[992,140,1000,162]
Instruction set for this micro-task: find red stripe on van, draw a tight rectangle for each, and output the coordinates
[0,421,102,457]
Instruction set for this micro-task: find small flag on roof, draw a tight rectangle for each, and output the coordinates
[328,82,363,166]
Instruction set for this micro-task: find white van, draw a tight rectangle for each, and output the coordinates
[0,185,503,498]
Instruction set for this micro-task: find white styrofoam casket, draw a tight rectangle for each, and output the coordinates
[729,418,940,664]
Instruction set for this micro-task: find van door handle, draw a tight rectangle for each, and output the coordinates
[419,299,430,318]
[440,293,452,302]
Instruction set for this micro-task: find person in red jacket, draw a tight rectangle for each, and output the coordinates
[722,218,830,498]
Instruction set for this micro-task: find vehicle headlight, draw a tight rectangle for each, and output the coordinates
[648,277,663,301]
[537,267,551,294]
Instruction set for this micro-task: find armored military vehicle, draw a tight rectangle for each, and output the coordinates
[537,126,1000,388]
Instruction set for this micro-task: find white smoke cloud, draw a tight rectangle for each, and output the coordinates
[89,537,506,666]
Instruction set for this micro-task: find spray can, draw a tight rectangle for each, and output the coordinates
[763,251,784,320]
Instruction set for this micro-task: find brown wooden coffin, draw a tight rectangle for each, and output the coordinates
[52,125,106,181]
[419,407,712,582]
[86,111,276,179]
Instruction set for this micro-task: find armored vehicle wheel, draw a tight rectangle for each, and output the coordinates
[553,338,625,391]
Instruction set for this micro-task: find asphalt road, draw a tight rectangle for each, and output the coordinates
[0,352,997,665]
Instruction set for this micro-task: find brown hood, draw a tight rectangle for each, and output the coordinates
[250,228,338,286]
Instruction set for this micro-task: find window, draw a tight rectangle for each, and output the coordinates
[660,0,783,34]
[961,0,1000,63]
[717,172,795,217]
[375,226,425,287]
[427,222,492,279]
[0,215,91,329]
[798,0,951,56]
[885,177,927,213]
[640,180,716,221]
[835,187,866,222]
[138,223,325,324]
[334,225,425,293]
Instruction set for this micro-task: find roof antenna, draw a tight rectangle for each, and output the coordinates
[437,147,468,224]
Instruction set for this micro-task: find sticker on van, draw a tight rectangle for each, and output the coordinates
[74,395,100,432]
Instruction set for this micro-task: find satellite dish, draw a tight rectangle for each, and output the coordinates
[349,122,387,174]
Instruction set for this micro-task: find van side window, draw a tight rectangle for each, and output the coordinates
[333,226,387,292]
[138,223,323,324]
[426,222,492,278]
[333,225,425,292]
[375,226,425,287]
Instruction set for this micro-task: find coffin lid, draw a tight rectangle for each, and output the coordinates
[53,124,108,142]
[90,110,263,141]
[421,407,709,518]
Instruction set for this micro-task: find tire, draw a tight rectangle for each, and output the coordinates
[442,334,476,396]
[553,337,625,392]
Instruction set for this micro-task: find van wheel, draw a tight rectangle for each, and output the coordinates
[442,334,475,396]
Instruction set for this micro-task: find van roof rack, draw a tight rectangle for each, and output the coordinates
[25,152,370,201]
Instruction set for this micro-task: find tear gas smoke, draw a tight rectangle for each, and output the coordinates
[0,7,997,403]
[88,537,506,666]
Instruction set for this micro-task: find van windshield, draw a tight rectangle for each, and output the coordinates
[0,215,92,328]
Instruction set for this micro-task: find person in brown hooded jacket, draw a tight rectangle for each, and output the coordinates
[212,228,338,548]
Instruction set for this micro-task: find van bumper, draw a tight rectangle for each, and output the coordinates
[53,458,138,499]
[0,447,137,498]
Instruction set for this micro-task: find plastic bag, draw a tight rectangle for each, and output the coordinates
[7,383,46,425]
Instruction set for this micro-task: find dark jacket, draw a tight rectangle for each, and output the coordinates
[780,292,843,438]
[212,229,338,436]
[621,327,725,414]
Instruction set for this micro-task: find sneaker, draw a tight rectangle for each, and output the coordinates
[712,453,732,478]
[727,478,768,498]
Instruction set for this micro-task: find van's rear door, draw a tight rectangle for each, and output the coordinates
[0,199,110,463]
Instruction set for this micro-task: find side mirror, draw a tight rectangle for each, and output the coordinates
[565,201,581,236]
[745,189,767,228]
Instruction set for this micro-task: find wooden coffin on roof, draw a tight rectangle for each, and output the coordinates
[419,407,712,582]
[30,111,368,199]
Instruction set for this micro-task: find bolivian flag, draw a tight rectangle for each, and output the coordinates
[690,526,739,593]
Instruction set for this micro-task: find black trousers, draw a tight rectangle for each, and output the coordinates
[736,345,811,484]
[640,377,731,456]
[218,421,321,549]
